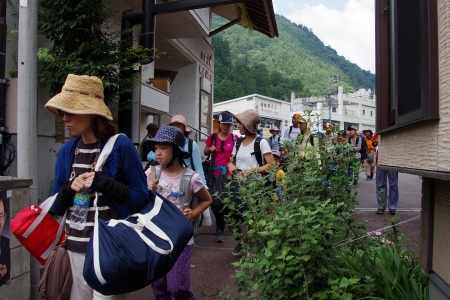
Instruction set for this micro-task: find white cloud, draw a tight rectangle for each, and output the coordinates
[277,0,375,73]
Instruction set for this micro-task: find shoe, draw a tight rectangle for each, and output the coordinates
[376,208,385,214]
[389,209,397,215]
[232,243,243,256]
[216,232,225,243]
[366,177,371,181]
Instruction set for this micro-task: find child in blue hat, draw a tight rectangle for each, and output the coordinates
[145,126,212,299]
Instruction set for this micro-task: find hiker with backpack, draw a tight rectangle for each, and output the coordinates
[283,113,302,141]
[227,109,274,255]
[203,111,239,243]
[146,126,212,300]
[168,113,213,227]
[347,126,363,184]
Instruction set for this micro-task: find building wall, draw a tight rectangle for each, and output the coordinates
[378,0,450,172]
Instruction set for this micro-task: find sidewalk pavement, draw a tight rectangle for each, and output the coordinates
[131,171,422,299]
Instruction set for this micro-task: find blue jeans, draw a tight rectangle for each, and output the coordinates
[376,169,399,210]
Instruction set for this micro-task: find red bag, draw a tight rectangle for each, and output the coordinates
[10,194,67,265]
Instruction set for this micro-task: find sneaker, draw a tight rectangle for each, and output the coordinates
[366,177,371,181]
[216,232,225,243]
[232,243,243,256]
[389,209,397,215]
[376,208,385,214]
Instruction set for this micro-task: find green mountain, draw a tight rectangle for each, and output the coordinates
[212,14,375,102]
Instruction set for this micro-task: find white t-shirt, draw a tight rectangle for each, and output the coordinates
[284,126,301,140]
[232,138,272,170]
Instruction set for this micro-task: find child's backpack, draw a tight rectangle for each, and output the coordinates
[155,166,202,233]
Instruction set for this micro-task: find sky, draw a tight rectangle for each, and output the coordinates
[271,0,375,73]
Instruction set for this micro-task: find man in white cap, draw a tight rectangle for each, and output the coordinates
[266,126,280,150]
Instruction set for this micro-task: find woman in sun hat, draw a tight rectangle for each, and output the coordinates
[203,111,239,243]
[227,109,274,256]
[267,126,281,150]
[46,74,148,299]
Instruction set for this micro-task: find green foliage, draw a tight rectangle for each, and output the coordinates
[337,228,428,299]
[37,0,154,104]
[219,114,427,299]
[212,14,375,101]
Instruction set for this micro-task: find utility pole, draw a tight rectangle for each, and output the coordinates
[327,74,339,127]
[17,1,39,299]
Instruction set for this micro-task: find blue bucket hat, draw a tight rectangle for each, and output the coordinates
[148,126,191,159]
[219,112,233,124]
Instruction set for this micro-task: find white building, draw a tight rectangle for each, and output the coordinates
[291,86,376,133]
[213,94,291,138]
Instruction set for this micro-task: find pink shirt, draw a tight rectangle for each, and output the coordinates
[145,168,204,245]
[205,133,239,176]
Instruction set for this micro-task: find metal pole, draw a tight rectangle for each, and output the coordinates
[165,112,209,137]
[17,1,39,298]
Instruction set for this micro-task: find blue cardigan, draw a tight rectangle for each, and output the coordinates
[51,135,149,218]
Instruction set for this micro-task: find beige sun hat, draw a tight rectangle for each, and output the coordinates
[45,74,113,120]
[234,109,260,135]
[167,114,192,135]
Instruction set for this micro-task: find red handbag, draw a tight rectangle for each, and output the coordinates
[10,194,66,265]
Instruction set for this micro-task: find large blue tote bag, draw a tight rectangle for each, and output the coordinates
[83,136,194,295]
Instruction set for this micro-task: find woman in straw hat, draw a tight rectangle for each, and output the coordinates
[227,109,274,256]
[46,74,149,299]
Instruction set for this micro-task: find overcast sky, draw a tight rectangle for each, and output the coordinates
[272,0,375,73]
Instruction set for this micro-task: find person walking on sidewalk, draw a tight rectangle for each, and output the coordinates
[375,136,399,215]
[203,111,239,243]
[146,126,212,300]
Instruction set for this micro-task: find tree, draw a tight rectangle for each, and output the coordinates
[37,0,153,104]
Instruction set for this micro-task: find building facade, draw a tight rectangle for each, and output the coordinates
[292,86,376,133]
[375,0,450,298]
[213,94,292,138]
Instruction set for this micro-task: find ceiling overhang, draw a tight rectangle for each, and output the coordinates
[212,0,278,38]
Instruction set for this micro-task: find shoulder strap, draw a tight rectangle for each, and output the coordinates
[235,136,244,155]
[188,139,195,171]
[96,134,122,171]
[309,134,314,147]
[253,136,263,167]
[289,126,292,135]
[180,168,195,208]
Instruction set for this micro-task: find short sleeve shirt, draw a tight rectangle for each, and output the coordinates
[284,127,301,140]
[205,133,239,176]
[232,138,272,170]
[145,168,204,245]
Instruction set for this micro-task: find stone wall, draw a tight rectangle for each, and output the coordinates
[0,176,33,300]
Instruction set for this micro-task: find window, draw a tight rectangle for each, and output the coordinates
[332,107,337,113]
[375,0,438,133]
[362,109,366,115]
[199,90,211,140]
[370,111,373,117]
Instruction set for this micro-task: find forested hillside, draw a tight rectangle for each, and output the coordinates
[212,14,375,103]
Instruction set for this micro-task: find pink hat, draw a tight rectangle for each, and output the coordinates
[269,126,279,133]
[168,114,192,134]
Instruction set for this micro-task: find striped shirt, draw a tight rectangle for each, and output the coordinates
[65,140,119,253]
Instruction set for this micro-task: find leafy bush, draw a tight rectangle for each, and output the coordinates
[220,117,427,299]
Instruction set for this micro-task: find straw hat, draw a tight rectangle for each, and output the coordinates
[45,74,113,120]
[234,109,260,135]
[168,114,192,134]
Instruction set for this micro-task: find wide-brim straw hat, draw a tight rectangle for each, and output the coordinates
[45,74,113,121]
[168,114,192,135]
[234,109,260,135]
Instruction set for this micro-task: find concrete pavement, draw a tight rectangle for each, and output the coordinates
[131,171,422,299]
